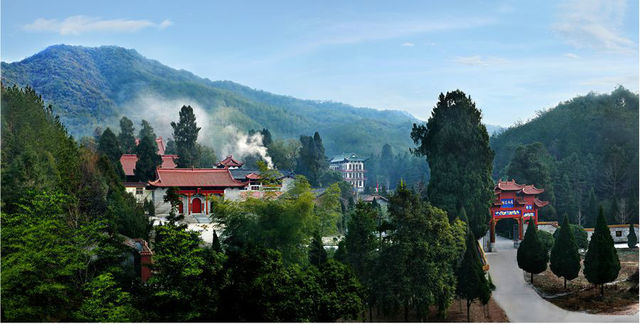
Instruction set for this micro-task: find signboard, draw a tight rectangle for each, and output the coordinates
[525,205,533,210]
[523,212,535,217]
[494,210,521,216]
[501,199,514,208]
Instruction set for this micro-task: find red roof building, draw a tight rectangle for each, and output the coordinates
[489,180,549,244]
[217,155,244,168]
[120,154,178,177]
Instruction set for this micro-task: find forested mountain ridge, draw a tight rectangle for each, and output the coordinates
[490,87,638,225]
[1,44,418,156]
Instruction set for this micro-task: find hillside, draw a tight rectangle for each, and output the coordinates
[490,87,639,223]
[1,44,417,156]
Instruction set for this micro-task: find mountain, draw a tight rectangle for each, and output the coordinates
[1,44,417,156]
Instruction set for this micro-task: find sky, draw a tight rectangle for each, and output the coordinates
[1,0,638,126]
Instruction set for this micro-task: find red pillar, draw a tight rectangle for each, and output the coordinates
[140,254,153,282]
[490,219,496,243]
[518,217,524,240]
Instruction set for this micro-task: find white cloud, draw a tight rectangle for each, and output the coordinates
[564,53,579,59]
[454,56,507,66]
[401,42,415,47]
[552,0,635,54]
[24,16,172,35]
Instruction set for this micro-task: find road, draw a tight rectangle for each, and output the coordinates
[486,236,638,322]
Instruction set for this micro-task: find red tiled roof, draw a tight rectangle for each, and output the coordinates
[217,155,244,168]
[148,168,247,187]
[534,198,549,208]
[522,185,544,195]
[495,180,524,191]
[246,173,261,180]
[120,154,178,176]
[156,137,166,155]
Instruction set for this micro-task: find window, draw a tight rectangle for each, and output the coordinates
[136,187,143,195]
[616,231,622,237]
[251,185,260,191]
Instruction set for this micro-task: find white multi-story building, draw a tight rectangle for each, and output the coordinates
[329,153,367,192]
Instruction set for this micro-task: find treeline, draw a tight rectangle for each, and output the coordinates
[364,143,430,193]
[491,87,639,226]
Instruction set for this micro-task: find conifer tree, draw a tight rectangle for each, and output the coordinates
[212,230,222,253]
[134,135,162,182]
[411,90,494,239]
[309,231,327,266]
[171,105,201,168]
[97,128,125,179]
[584,206,620,295]
[517,218,549,284]
[628,223,637,248]
[118,116,136,154]
[586,187,598,227]
[455,227,491,322]
[138,120,157,143]
[549,214,581,289]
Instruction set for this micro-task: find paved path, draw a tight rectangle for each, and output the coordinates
[486,236,638,322]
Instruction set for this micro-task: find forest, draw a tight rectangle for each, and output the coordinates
[1,85,498,322]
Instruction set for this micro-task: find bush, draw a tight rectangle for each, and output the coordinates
[553,224,588,250]
[538,230,554,253]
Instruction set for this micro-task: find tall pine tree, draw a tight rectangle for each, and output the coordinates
[549,214,581,289]
[134,135,162,182]
[517,218,549,284]
[118,116,136,154]
[171,105,201,168]
[411,90,494,239]
[584,206,620,295]
[98,128,125,179]
[628,223,637,248]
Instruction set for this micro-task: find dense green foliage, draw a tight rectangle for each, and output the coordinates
[492,88,639,225]
[171,105,201,167]
[550,215,581,289]
[1,44,417,157]
[134,133,162,182]
[517,218,549,283]
[296,132,329,186]
[411,90,494,239]
[363,143,431,192]
[1,85,149,321]
[553,223,588,250]
[118,116,137,154]
[584,207,621,295]
[455,227,491,321]
[538,230,555,253]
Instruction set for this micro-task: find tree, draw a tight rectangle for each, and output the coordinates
[584,207,621,295]
[586,187,599,227]
[138,120,157,143]
[118,116,136,154]
[309,231,327,266]
[165,139,177,154]
[296,132,328,186]
[507,142,556,220]
[455,227,491,322]
[379,143,394,189]
[316,183,342,236]
[411,90,494,239]
[98,128,125,179]
[134,134,162,182]
[74,273,140,322]
[627,223,637,249]
[171,105,201,167]
[553,223,588,250]
[517,218,549,284]
[268,138,300,171]
[549,214,581,289]
[196,143,217,168]
[212,230,222,253]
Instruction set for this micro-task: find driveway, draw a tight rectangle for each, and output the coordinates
[486,236,638,322]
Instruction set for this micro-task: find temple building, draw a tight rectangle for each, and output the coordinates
[217,155,244,169]
[329,153,367,192]
[489,180,549,248]
[120,137,177,202]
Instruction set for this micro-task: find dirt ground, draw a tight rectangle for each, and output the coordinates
[360,297,509,322]
[527,248,639,314]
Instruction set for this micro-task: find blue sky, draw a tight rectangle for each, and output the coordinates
[2,0,638,126]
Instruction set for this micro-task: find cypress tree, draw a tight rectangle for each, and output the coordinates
[118,116,136,154]
[134,135,162,182]
[411,90,494,239]
[138,120,157,143]
[517,218,549,284]
[212,230,222,253]
[98,128,126,179]
[549,214,581,289]
[628,223,637,248]
[455,227,491,322]
[171,105,201,168]
[584,206,620,295]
